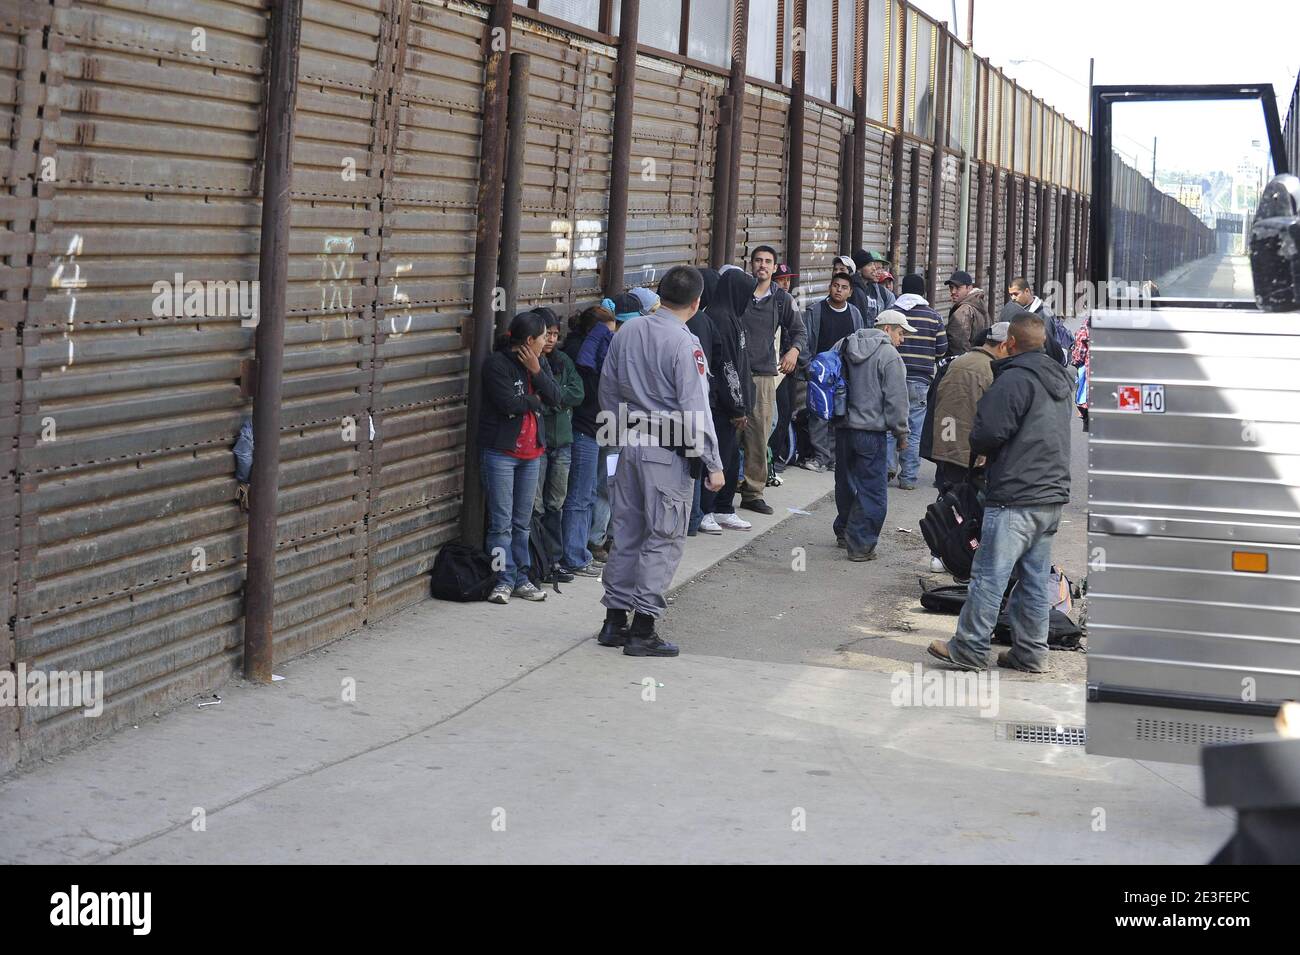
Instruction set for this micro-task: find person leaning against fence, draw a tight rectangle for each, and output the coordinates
[478,310,561,605]
[532,307,584,584]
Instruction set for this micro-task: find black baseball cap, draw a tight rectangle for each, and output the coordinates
[945,270,974,287]
[852,249,888,269]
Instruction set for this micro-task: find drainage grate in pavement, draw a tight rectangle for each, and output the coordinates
[996,722,1088,746]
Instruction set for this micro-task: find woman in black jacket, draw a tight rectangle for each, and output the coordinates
[479,310,560,604]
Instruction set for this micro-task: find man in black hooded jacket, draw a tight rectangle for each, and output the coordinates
[697,268,757,532]
[927,313,1072,675]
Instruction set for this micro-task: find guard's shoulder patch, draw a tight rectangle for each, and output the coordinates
[693,347,707,376]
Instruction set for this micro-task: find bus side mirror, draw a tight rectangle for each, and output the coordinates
[1251,174,1300,312]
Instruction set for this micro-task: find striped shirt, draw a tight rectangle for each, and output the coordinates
[895,300,948,383]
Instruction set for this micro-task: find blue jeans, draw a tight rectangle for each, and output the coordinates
[948,504,1063,671]
[590,446,612,548]
[561,432,599,570]
[887,379,929,483]
[481,449,541,589]
[832,428,889,553]
[533,444,571,568]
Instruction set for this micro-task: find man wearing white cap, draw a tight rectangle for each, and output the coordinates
[832,309,911,560]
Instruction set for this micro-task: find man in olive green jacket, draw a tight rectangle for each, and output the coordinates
[930,321,1012,490]
[534,310,585,579]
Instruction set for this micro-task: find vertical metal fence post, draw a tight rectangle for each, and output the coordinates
[724,0,750,266]
[244,0,304,683]
[499,51,531,333]
[460,0,514,548]
[784,0,806,283]
[604,0,640,295]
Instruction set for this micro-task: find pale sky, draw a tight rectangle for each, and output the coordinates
[910,0,1298,150]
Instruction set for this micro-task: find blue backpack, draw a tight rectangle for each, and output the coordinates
[1046,314,1073,365]
[807,343,847,420]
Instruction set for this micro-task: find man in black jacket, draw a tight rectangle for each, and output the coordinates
[698,268,757,532]
[927,313,1072,674]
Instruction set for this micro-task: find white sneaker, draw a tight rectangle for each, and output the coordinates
[512,581,547,601]
[929,556,946,573]
[715,512,752,531]
[698,514,723,534]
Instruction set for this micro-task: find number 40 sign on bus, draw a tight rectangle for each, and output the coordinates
[1117,384,1165,413]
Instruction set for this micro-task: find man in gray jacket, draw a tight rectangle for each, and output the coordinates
[833,309,911,560]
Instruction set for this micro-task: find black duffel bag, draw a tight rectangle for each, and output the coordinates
[431,542,497,602]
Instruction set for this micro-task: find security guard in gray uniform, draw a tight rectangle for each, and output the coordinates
[595,266,724,657]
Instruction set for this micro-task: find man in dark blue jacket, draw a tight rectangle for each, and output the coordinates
[927,313,1072,674]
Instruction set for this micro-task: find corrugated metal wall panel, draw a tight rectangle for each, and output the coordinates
[12,0,270,757]
[934,147,959,310]
[1010,172,1025,285]
[0,0,49,773]
[625,56,712,284]
[799,101,844,300]
[734,84,786,262]
[571,43,615,302]
[973,163,994,293]
[1023,176,1037,284]
[860,123,892,254]
[366,0,483,620]
[915,142,932,278]
[274,0,391,659]
[989,168,1009,308]
[512,25,584,311]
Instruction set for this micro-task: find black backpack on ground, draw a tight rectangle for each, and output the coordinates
[918,479,984,580]
[526,513,561,590]
[917,577,1085,650]
[431,542,497,602]
[919,579,969,613]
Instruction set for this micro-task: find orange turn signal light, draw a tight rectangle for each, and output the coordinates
[1232,551,1269,574]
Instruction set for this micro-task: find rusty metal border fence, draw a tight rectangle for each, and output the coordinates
[0,0,1163,771]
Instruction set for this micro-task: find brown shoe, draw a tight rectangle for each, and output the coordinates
[997,650,1046,674]
[926,639,983,671]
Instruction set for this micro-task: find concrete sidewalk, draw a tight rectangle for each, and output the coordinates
[0,470,824,862]
[0,465,1230,864]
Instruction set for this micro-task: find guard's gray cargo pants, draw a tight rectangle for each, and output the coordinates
[601,444,693,618]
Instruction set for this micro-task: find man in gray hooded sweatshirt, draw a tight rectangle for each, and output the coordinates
[833,309,911,560]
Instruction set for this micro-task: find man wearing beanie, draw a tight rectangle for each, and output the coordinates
[849,250,896,326]
[889,274,947,490]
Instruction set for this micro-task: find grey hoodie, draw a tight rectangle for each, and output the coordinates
[840,327,910,437]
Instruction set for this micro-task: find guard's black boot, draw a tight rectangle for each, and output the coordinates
[597,609,629,647]
[623,612,679,657]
